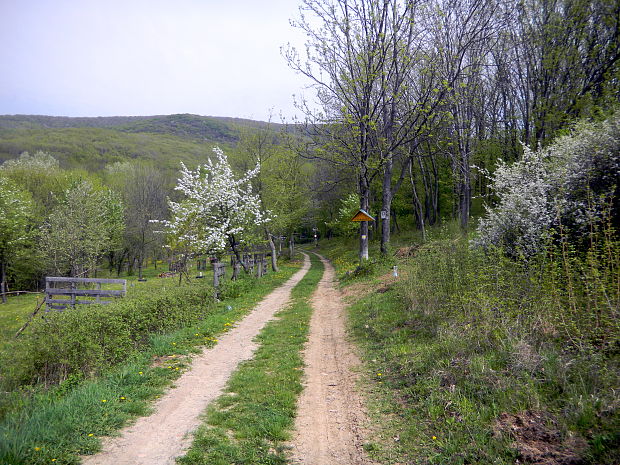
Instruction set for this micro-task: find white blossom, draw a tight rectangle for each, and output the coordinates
[159,147,270,256]
[474,114,620,257]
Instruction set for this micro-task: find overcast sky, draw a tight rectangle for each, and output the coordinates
[0,0,313,122]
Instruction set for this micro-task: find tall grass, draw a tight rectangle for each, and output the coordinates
[339,221,619,464]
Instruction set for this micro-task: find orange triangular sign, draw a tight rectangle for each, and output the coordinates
[351,209,375,222]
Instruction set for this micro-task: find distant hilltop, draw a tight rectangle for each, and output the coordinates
[0,113,283,143]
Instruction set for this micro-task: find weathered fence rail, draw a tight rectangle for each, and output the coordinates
[45,277,127,310]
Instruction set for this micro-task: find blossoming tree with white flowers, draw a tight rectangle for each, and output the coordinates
[160,147,270,275]
[474,114,620,257]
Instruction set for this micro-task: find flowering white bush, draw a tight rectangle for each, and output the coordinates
[159,147,270,257]
[475,114,620,257]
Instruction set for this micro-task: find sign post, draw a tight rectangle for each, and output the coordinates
[351,209,376,264]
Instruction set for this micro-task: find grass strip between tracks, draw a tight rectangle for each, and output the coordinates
[0,259,302,465]
[178,253,324,465]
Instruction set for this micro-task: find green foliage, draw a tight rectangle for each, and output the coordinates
[1,281,216,388]
[0,176,38,293]
[323,223,619,464]
[0,151,74,219]
[326,193,359,237]
[40,180,125,276]
[0,127,227,174]
[233,126,313,238]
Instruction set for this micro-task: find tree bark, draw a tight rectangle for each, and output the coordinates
[380,153,393,255]
[229,235,250,273]
[265,227,279,272]
[0,258,7,304]
[359,174,370,264]
[409,160,426,241]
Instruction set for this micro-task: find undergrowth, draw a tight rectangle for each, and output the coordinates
[323,223,619,464]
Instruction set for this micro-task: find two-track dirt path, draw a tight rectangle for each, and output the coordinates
[82,254,311,465]
[288,254,376,465]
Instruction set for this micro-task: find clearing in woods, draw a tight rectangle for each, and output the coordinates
[81,252,373,464]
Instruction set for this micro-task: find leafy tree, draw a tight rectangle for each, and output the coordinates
[40,181,124,277]
[105,162,168,278]
[236,126,311,270]
[0,151,70,217]
[161,147,270,274]
[474,113,620,257]
[0,177,35,302]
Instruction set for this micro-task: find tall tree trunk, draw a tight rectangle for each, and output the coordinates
[459,143,471,230]
[380,153,393,255]
[409,161,426,241]
[265,227,279,272]
[289,233,295,259]
[430,155,440,225]
[0,258,7,304]
[138,232,145,280]
[390,208,400,234]
[359,174,370,263]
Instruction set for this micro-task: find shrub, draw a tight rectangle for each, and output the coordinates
[475,113,620,257]
[1,282,215,388]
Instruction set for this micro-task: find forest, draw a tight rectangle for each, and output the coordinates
[0,0,618,464]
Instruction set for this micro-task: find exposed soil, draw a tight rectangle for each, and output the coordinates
[81,254,311,465]
[340,268,403,302]
[494,411,587,465]
[288,254,377,465]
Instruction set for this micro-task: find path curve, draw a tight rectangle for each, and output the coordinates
[82,254,310,465]
[289,253,376,465]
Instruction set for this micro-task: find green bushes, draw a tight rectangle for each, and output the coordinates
[1,281,215,389]
[338,223,619,464]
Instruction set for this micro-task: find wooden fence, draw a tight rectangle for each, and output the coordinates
[45,277,127,310]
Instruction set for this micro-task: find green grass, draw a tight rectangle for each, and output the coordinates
[178,253,324,465]
[320,224,619,465]
[0,293,42,350]
[0,258,302,465]
[0,261,211,357]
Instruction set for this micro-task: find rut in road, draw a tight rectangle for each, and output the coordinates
[82,254,310,465]
[289,254,377,465]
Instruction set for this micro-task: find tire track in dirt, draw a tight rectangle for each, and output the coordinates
[288,253,376,465]
[82,254,310,465]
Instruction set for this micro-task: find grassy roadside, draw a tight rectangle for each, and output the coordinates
[178,253,324,465]
[0,261,212,349]
[319,226,619,465]
[0,259,301,465]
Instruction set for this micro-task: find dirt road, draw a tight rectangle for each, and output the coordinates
[288,254,376,465]
[82,254,310,465]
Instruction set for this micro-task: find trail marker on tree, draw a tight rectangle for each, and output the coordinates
[351,209,375,264]
[351,209,375,222]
